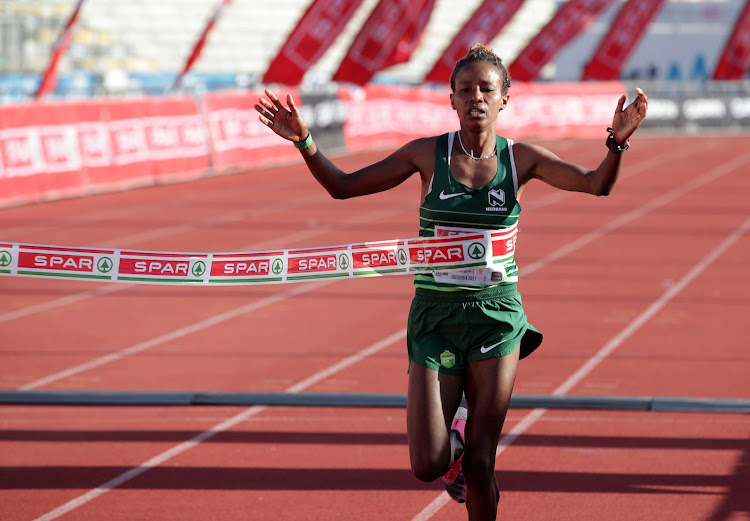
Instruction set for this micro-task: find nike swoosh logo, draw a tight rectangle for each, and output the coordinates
[480,338,508,354]
[439,190,467,200]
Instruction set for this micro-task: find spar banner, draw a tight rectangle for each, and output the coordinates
[263,0,365,86]
[0,228,517,286]
[713,0,750,80]
[582,0,666,81]
[509,0,615,82]
[201,90,300,172]
[332,0,435,85]
[339,81,626,150]
[0,97,209,207]
[424,0,523,84]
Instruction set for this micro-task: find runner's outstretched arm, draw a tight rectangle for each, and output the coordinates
[255,89,423,199]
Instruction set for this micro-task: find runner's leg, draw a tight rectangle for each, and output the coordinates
[463,346,520,520]
[406,363,464,481]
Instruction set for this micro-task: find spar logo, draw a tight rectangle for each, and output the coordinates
[97,257,114,273]
[212,257,272,277]
[467,242,485,260]
[191,261,206,277]
[411,245,464,264]
[288,253,338,274]
[19,252,96,272]
[119,257,196,277]
[0,251,11,268]
[353,249,398,269]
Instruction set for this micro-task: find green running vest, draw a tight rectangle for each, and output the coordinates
[415,132,521,292]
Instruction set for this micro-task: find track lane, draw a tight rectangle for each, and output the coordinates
[1,135,750,514]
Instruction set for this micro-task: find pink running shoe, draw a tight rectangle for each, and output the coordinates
[442,406,467,503]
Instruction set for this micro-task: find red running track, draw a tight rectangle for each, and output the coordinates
[1,135,749,521]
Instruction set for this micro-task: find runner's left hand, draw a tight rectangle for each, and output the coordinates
[610,87,648,145]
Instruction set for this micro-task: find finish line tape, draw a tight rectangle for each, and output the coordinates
[0,225,517,286]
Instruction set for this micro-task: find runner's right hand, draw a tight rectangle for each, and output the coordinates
[255,89,310,145]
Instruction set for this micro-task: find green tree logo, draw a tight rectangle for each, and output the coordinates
[272,259,284,275]
[192,261,206,277]
[397,248,408,265]
[468,243,486,260]
[0,251,12,267]
[338,253,349,270]
[97,257,113,273]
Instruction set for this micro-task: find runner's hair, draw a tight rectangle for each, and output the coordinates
[450,43,511,94]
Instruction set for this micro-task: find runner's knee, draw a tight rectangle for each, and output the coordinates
[410,451,449,482]
[462,447,495,484]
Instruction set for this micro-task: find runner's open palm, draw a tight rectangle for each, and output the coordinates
[610,87,648,145]
[255,89,309,143]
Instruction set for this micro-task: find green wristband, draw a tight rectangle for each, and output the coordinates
[294,133,313,150]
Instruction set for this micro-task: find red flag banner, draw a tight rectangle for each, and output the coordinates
[424,0,524,84]
[35,0,85,98]
[508,0,614,82]
[333,0,436,85]
[713,0,750,80]
[263,0,364,86]
[582,0,666,80]
[173,0,233,90]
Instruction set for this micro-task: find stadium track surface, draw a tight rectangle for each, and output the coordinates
[1,134,749,521]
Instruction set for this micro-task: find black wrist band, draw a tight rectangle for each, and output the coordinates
[606,127,629,153]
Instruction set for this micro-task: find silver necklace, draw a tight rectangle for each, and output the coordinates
[457,131,496,161]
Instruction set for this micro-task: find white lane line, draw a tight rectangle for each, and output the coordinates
[19,281,329,390]
[30,331,407,521]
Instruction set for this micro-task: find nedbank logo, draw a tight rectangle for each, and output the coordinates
[0,250,11,267]
[489,189,505,207]
[440,350,456,369]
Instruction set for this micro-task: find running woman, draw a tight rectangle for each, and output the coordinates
[255,44,648,521]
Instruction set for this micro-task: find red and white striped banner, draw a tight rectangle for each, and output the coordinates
[333,0,435,85]
[263,0,364,86]
[509,0,614,82]
[713,0,750,80]
[0,229,515,286]
[582,0,666,81]
[423,0,523,84]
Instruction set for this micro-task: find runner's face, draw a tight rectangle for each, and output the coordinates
[450,61,508,128]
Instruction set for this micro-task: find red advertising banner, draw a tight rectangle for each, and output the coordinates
[0,97,208,207]
[423,0,524,84]
[201,90,300,172]
[508,0,615,82]
[713,0,750,79]
[263,0,364,86]
[582,0,666,80]
[333,0,435,85]
[35,0,86,98]
[339,81,626,152]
